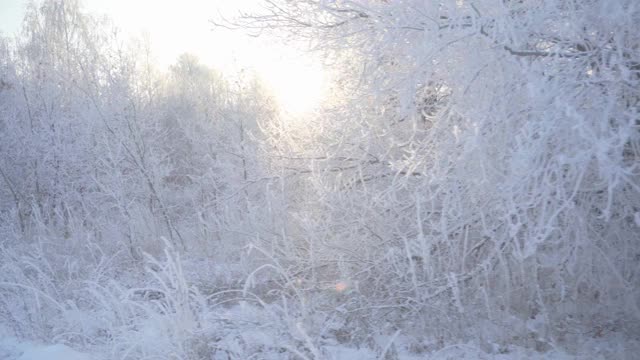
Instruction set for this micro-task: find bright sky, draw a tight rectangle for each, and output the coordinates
[0,0,328,114]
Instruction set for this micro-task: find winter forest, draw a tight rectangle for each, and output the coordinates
[0,0,639,359]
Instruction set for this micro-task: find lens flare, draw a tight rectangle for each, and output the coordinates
[335,281,348,293]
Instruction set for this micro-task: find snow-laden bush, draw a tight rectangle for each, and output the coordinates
[233,0,640,349]
[1,0,639,357]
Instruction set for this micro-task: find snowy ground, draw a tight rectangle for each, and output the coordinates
[0,338,89,360]
[2,326,637,359]
[1,257,637,360]
[0,339,632,360]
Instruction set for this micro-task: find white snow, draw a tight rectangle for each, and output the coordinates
[0,337,89,360]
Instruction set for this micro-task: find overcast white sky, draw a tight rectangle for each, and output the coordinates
[0,0,303,69]
[0,0,26,35]
[0,0,328,113]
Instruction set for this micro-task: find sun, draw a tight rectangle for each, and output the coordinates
[258,55,327,115]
